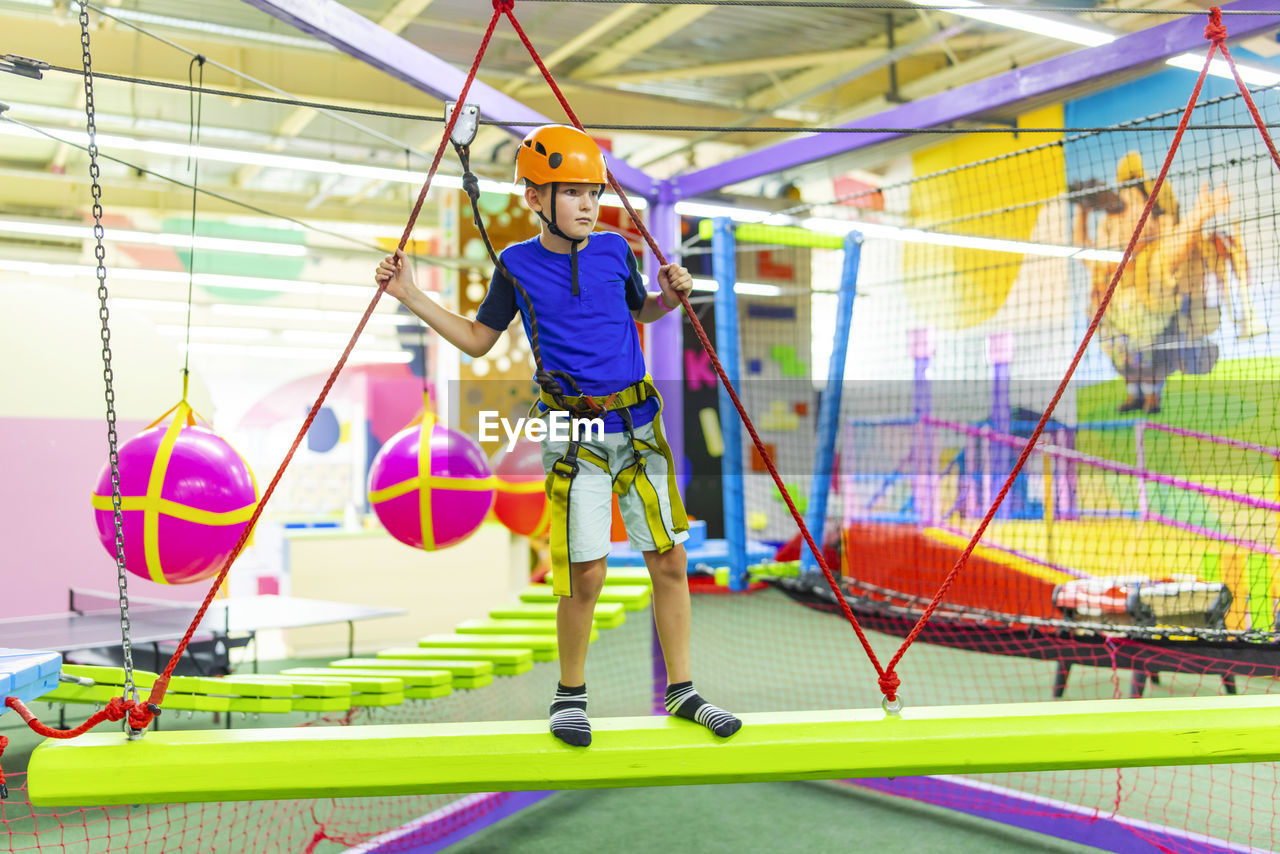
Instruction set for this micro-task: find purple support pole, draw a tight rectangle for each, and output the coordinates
[646,193,684,486]
[848,778,1241,854]
[988,332,1014,519]
[356,791,555,854]
[1054,428,1071,521]
[239,0,656,194]
[651,624,668,716]
[1064,427,1079,520]
[909,329,935,525]
[1136,420,1149,520]
[965,434,979,517]
[668,0,1280,199]
[645,193,681,706]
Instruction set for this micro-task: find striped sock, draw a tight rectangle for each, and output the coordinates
[665,681,742,738]
[549,683,591,747]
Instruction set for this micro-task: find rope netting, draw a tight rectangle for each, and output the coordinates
[7,593,1280,851]
[879,8,1280,684]
[5,0,1276,788]
[447,0,1280,705]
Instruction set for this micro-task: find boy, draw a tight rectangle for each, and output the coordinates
[375,124,741,747]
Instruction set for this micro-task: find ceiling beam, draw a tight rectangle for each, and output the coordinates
[239,0,656,195]
[742,19,966,113]
[379,0,439,36]
[819,31,1065,128]
[595,49,886,88]
[239,0,441,190]
[569,6,715,80]
[0,13,432,113]
[507,4,648,99]
[466,4,650,176]
[670,0,1280,199]
[819,0,1210,131]
[632,19,966,171]
[587,33,1012,89]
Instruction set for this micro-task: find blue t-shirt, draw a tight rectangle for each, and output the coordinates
[476,231,659,432]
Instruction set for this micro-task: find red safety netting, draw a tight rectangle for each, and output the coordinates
[5,8,1279,852]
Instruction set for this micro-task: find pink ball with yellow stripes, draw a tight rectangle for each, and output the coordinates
[367,416,495,550]
[91,424,258,585]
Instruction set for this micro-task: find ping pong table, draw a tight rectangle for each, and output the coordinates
[0,589,406,676]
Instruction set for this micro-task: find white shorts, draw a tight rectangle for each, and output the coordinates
[540,418,689,563]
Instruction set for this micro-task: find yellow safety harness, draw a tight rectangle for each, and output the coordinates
[539,375,688,596]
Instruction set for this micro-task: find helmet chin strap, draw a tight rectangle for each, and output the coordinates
[536,182,585,296]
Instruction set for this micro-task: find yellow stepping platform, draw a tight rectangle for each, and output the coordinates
[215,675,351,713]
[519,584,651,611]
[488,602,626,629]
[44,665,293,714]
[456,619,598,643]
[329,658,493,690]
[375,647,533,676]
[550,565,653,588]
[283,668,451,701]
[418,634,558,662]
[274,670,405,707]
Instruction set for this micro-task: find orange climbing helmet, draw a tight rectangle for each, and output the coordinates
[514,125,607,186]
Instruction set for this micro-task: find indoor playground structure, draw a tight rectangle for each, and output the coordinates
[5,1,1280,853]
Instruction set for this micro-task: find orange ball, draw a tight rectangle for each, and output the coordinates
[492,438,550,538]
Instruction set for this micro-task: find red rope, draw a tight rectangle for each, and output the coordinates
[45,3,1267,732]
[501,5,895,686]
[117,4,509,733]
[5,696,137,738]
[880,7,1256,690]
[1207,9,1280,172]
[2,696,140,795]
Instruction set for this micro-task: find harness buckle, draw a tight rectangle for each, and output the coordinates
[552,458,579,478]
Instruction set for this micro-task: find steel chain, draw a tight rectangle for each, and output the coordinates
[79,3,137,709]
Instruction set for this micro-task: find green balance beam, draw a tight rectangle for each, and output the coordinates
[375,647,532,676]
[455,619,598,643]
[331,658,491,678]
[46,666,293,714]
[328,658,493,690]
[283,668,451,700]
[548,566,653,588]
[272,671,405,707]
[488,602,626,629]
[285,667,450,689]
[27,695,1280,806]
[519,584,651,611]
[219,676,352,713]
[417,635,558,662]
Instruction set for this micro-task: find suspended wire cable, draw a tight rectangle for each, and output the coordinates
[515,0,1277,12]
[183,55,205,387]
[0,114,460,267]
[75,1,444,166]
[39,64,1280,135]
[771,83,1280,218]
